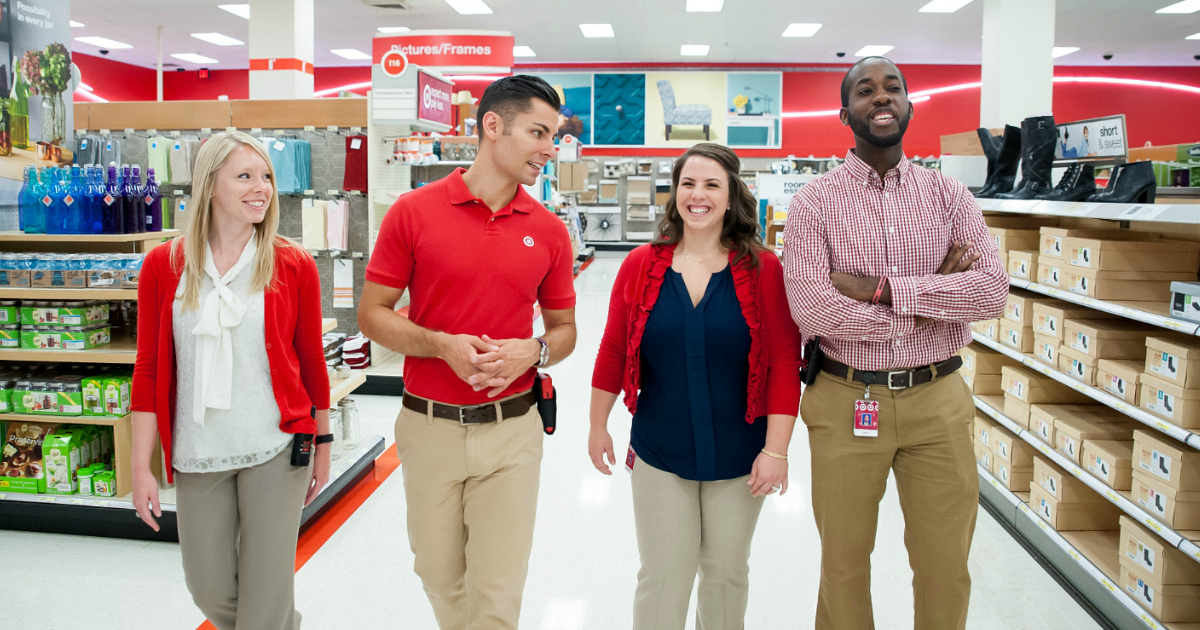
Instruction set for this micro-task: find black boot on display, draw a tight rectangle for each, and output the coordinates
[1086,161,1157,204]
[975,128,1002,196]
[996,115,1057,200]
[976,124,1022,198]
[1038,163,1096,202]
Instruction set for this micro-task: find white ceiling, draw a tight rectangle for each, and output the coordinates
[69,0,1200,71]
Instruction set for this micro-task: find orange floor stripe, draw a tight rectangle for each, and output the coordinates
[196,448,401,630]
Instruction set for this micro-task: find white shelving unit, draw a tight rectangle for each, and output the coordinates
[1009,277,1200,335]
[980,198,1200,225]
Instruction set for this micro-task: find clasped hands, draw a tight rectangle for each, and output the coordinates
[828,241,980,326]
[439,332,541,398]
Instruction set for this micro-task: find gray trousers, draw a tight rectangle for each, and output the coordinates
[176,447,312,630]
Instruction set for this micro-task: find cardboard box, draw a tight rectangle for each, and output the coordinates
[1008,251,1038,280]
[1033,334,1059,366]
[961,368,1003,396]
[994,458,1034,491]
[1063,235,1200,273]
[1170,281,1200,324]
[1005,291,1058,327]
[1133,471,1200,530]
[1082,440,1134,491]
[1064,265,1193,302]
[30,269,87,288]
[0,269,30,287]
[984,215,1059,230]
[1120,562,1200,622]
[1054,410,1132,464]
[1002,365,1092,405]
[0,421,59,493]
[1029,403,1124,447]
[42,431,83,495]
[1040,228,1143,261]
[992,426,1036,467]
[557,161,588,192]
[1120,515,1200,585]
[1037,259,1066,288]
[1063,319,1154,361]
[1029,482,1120,530]
[990,228,1040,254]
[1133,429,1200,491]
[974,440,993,474]
[1004,395,1032,429]
[1097,359,1143,406]
[1033,456,1106,503]
[1141,373,1200,429]
[1145,335,1200,390]
[625,176,653,205]
[972,319,999,341]
[999,319,1035,353]
[1033,303,1115,341]
[975,415,998,450]
[1057,344,1097,386]
[960,345,1009,374]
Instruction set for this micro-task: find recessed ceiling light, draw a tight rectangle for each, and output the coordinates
[331,49,372,60]
[74,36,133,50]
[171,53,218,64]
[579,23,615,38]
[854,45,894,57]
[1157,0,1200,13]
[782,23,822,37]
[1052,47,1080,58]
[377,26,411,34]
[191,32,244,46]
[685,0,724,11]
[1187,32,1200,39]
[217,4,250,19]
[513,45,536,57]
[681,44,710,56]
[69,20,85,28]
[918,0,976,12]
[443,0,493,14]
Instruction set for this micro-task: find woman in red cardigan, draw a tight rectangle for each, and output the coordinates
[590,143,803,628]
[130,131,331,630]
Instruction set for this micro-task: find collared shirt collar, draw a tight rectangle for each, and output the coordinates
[446,167,537,215]
[843,149,911,188]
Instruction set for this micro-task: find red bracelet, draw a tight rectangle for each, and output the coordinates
[871,276,887,305]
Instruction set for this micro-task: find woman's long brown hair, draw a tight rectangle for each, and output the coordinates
[656,143,767,270]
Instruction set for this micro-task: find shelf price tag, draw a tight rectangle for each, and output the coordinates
[1106,490,1120,504]
[1068,548,1081,561]
[251,128,263,134]
[100,129,111,135]
[1145,518,1163,533]
[66,498,83,505]
[350,126,362,133]
[170,130,181,137]
[148,128,157,135]
[39,495,55,503]
[327,125,339,132]
[1101,579,1116,593]
[1156,421,1173,433]
[328,189,339,196]
[0,493,6,501]
[304,125,316,131]
[201,128,212,134]
[226,127,238,132]
[274,129,286,136]
[303,190,315,196]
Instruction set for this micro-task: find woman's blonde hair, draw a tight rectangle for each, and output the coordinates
[172,130,298,311]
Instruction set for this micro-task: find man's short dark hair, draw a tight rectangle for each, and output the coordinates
[476,75,562,138]
[840,57,908,108]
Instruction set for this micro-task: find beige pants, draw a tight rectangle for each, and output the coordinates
[630,457,766,630]
[801,368,978,630]
[175,446,312,630]
[395,399,544,630]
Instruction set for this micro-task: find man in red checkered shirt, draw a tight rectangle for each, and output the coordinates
[783,57,1008,630]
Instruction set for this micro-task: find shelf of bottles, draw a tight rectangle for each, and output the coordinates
[15,163,169,237]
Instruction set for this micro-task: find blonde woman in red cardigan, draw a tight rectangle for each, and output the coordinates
[130,131,331,630]
[590,143,803,629]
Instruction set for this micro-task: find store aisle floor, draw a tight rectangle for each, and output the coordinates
[0,254,1103,630]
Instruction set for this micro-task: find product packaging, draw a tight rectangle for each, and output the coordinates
[991,426,1035,468]
[994,457,1033,491]
[1082,439,1134,491]
[959,345,1008,374]
[1037,259,1066,288]
[0,324,18,347]
[1028,482,1120,531]
[77,465,94,496]
[1063,319,1155,361]
[82,376,104,415]
[1096,359,1143,406]
[989,228,1040,254]
[971,319,999,341]
[998,319,1034,353]
[1064,266,1193,301]
[1040,228,1143,261]
[1132,471,1200,530]
[960,369,1002,396]
[1033,456,1108,503]
[1057,344,1097,386]
[102,376,131,416]
[973,440,993,474]
[0,422,59,493]
[1170,281,1200,324]
[1120,515,1200,585]
[975,415,997,449]
[42,431,83,494]
[1001,365,1092,405]
[1033,334,1059,366]
[1133,429,1200,491]
[1121,562,1200,622]
[1053,411,1131,464]
[1003,395,1032,429]
[1008,251,1038,280]
[1005,291,1058,327]
[1062,235,1200,273]
[1140,373,1200,429]
[1145,335,1200,389]
[93,470,116,497]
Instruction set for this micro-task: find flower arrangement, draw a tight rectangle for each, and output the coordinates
[733,94,749,114]
[20,43,71,96]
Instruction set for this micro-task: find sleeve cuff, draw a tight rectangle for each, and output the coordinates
[364,270,404,289]
[888,276,919,318]
[539,296,577,311]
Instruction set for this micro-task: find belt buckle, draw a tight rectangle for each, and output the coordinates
[458,405,492,426]
[887,370,913,390]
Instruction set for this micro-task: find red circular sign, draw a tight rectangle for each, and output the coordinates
[381,50,409,78]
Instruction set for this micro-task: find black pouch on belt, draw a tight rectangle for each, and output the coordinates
[533,372,557,435]
[800,336,824,387]
[290,406,316,466]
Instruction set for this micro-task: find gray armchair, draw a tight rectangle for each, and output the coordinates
[657,79,711,140]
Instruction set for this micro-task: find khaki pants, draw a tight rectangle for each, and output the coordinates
[800,369,978,630]
[175,446,312,630]
[395,398,543,630]
[630,457,766,630]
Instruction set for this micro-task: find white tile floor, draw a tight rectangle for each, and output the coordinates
[0,254,1103,630]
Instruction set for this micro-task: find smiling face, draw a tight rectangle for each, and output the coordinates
[210,144,272,227]
[675,155,730,235]
[485,97,560,187]
[841,58,913,149]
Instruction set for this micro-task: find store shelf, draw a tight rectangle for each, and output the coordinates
[979,198,1200,225]
[0,412,125,427]
[322,318,338,334]
[973,396,1200,566]
[1009,277,1200,335]
[0,336,137,364]
[0,287,139,300]
[0,230,179,243]
[330,371,367,406]
[972,332,1200,449]
[977,464,1174,630]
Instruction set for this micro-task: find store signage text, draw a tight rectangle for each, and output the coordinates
[1054,114,1128,161]
[418,73,454,126]
[381,50,409,78]
[373,33,514,72]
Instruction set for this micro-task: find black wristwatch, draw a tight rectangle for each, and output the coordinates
[314,433,335,445]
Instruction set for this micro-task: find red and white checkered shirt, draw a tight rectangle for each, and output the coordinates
[782,150,1008,371]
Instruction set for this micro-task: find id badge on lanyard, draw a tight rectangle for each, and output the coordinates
[854,383,879,438]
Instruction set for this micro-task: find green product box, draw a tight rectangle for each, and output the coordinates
[42,431,83,495]
[20,306,61,326]
[71,426,95,466]
[20,304,110,327]
[102,377,131,417]
[26,385,82,416]
[9,380,34,414]
[0,325,19,348]
[0,378,12,413]
[0,304,15,325]
[93,470,116,497]
[0,421,59,493]
[77,466,95,496]
[19,326,110,351]
[82,377,104,416]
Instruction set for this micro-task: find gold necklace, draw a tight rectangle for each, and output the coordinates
[681,246,728,265]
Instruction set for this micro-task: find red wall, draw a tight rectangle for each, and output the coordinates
[74,54,1200,158]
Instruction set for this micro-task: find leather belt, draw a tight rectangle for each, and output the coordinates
[821,356,963,390]
[402,390,536,426]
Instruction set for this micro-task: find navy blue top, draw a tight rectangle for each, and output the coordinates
[631,266,764,481]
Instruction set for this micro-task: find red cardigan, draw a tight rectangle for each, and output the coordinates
[592,243,804,423]
[131,237,331,482]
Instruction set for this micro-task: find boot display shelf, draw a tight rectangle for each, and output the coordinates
[979,198,1198,224]
[1008,277,1200,335]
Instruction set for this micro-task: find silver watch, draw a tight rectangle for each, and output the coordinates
[535,337,550,367]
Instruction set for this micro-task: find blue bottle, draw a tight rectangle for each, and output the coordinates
[88,167,105,234]
[103,164,125,234]
[121,165,139,234]
[144,168,163,232]
[24,167,48,234]
[18,165,36,233]
[46,168,70,234]
[66,166,86,234]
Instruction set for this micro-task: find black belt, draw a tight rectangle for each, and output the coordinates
[821,356,963,390]
[402,390,536,426]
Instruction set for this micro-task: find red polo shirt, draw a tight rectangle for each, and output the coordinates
[366,168,577,405]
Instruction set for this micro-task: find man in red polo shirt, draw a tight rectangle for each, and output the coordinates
[359,75,577,630]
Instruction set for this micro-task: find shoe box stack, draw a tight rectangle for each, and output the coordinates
[1140,335,1200,431]
[973,411,1038,492]
[1000,363,1092,429]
